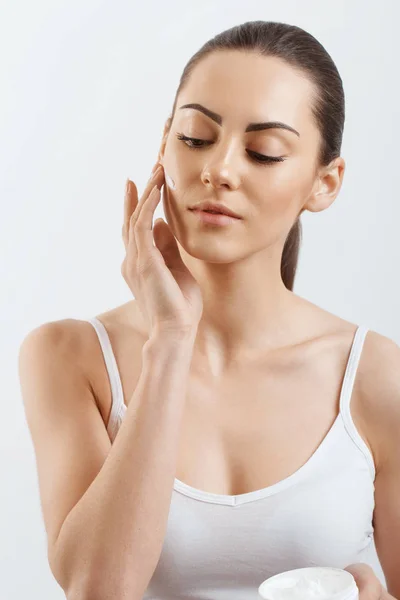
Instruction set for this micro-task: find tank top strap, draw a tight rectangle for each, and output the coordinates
[339,324,375,478]
[339,325,369,413]
[87,317,125,440]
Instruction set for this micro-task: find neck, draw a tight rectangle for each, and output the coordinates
[179,245,306,370]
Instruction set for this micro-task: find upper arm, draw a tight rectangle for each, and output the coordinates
[18,320,112,581]
[374,454,400,597]
[361,332,400,597]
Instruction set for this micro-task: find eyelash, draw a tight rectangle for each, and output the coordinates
[175,132,286,165]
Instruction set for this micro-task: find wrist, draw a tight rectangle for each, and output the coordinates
[150,322,198,343]
[144,327,197,354]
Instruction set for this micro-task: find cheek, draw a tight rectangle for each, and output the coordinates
[161,185,181,231]
[251,171,309,240]
[265,163,313,210]
[162,185,171,220]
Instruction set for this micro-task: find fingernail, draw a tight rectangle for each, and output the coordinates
[125,178,130,194]
[151,162,159,175]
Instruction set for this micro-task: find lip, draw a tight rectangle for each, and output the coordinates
[189,202,242,219]
[189,209,241,226]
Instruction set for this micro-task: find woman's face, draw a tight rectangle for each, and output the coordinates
[160,50,340,265]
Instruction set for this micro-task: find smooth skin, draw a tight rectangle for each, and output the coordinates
[125,163,399,600]
[127,50,400,599]
[20,50,400,598]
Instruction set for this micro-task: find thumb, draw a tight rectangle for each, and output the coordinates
[153,218,185,269]
[343,563,382,598]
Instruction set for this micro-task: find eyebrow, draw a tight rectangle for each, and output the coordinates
[179,103,300,137]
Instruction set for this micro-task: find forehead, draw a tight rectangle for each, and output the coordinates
[178,51,317,136]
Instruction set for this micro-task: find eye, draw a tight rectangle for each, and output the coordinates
[175,132,286,166]
[176,133,209,149]
[248,150,285,165]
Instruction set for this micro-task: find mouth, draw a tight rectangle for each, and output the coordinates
[189,203,242,220]
[189,209,241,226]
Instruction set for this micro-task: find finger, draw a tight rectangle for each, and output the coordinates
[129,166,161,233]
[122,164,163,250]
[130,165,164,242]
[135,165,165,222]
[122,178,138,251]
[153,218,184,269]
[344,564,383,600]
[133,183,163,260]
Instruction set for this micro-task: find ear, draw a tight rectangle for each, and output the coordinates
[303,156,346,213]
[157,116,173,164]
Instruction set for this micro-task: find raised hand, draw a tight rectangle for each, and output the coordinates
[121,162,203,336]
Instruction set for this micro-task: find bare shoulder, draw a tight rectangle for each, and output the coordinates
[357,328,400,407]
[19,301,146,421]
[19,317,106,373]
[20,300,144,374]
[356,328,400,474]
[19,317,102,406]
[19,318,92,366]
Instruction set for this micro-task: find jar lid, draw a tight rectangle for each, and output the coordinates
[258,567,358,600]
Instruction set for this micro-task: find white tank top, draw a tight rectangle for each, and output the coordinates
[87,317,387,598]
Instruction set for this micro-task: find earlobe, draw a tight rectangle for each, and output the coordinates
[304,157,345,213]
[304,177,339,213]
[305,191,336,213]
[302,179,329,213]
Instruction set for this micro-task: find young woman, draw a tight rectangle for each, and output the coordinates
[19,20,400,600]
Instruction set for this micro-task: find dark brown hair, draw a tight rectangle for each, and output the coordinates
[167,20,345,290]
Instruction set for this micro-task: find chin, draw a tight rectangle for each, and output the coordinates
[179,235,246,265]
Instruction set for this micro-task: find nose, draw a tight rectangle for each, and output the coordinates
[201,142,242,190]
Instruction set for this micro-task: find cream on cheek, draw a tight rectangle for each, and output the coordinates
[164,171,176,190]
[161,170,177,226]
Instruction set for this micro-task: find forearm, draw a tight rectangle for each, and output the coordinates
[54,330,196,600]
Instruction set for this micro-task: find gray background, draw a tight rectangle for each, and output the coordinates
[1,0,398,598]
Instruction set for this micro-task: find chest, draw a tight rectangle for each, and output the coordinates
[174,362,346,495]
[99,336,372,497]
